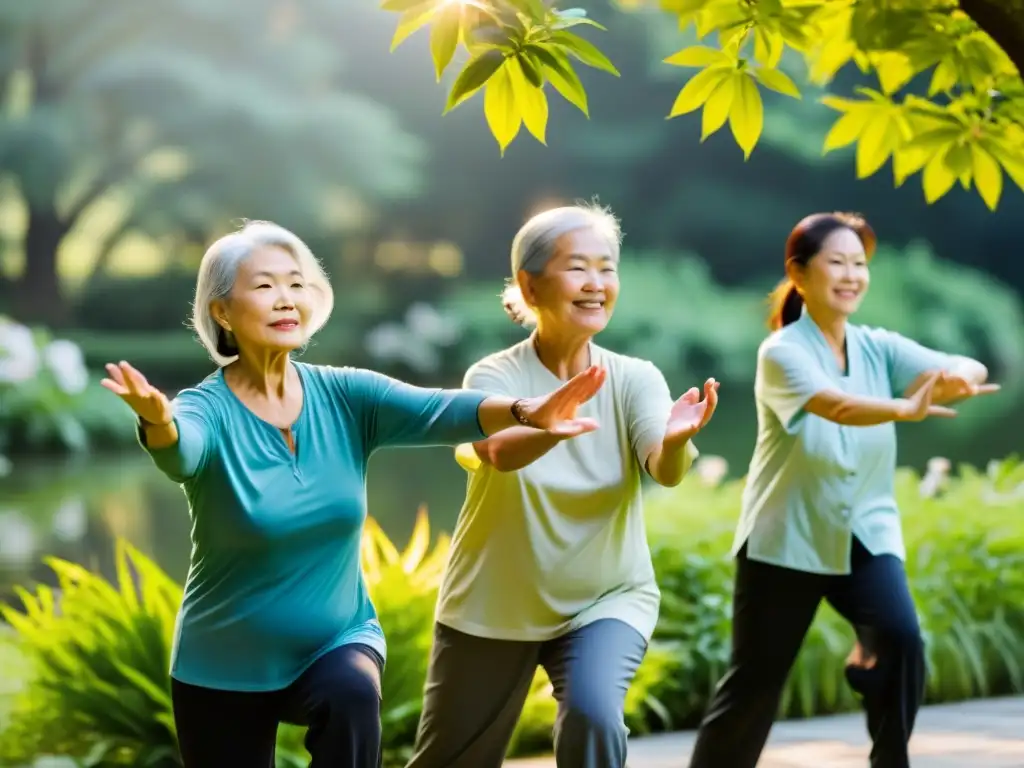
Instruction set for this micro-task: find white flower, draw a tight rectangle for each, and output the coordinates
[43,338,89,395]
[0,510,37,568]
[919,456,951,499]
[0,319,40,384]
[694,455,729,487]
[405,303,461,346]
[52,497,88,542]
[364,323,441,374]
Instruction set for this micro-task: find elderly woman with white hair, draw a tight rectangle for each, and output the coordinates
[100,220,608,768]
[406,204,721,768]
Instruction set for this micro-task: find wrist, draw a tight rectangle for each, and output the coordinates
[892,399,914,421]
[509,398,537,428]
[138,414,172,429]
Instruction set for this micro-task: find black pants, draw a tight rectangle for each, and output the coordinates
[171,644,384,768]
[689,538,925,768]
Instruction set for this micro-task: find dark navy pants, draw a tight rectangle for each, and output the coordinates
[171,643,384,768]
[689,537,925,768]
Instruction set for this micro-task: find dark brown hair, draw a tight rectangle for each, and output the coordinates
[767,211,877,330]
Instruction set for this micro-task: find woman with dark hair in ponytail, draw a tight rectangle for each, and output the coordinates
[687,211,999,768]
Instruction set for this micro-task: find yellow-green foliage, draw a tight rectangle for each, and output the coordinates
[381,0,1024,209]
[1,458,1023,766]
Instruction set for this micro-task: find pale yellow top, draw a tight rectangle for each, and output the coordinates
[434,339,698,642]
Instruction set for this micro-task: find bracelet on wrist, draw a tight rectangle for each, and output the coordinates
[510,399,534,428]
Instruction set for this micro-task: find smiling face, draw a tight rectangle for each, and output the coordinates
[791,226,870,319]
[212,245,314,354]
[519,227,619,339]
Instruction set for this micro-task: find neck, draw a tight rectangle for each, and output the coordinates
[532,328,592,381]
[227,348,294,398]
[805,304,848,350]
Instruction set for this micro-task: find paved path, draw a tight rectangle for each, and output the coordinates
[507,697,1024,767]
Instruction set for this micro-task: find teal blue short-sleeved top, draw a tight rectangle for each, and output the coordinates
[141,362,487,692]
[733,310,954,575]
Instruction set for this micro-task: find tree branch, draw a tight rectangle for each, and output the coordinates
[60,144,156,227]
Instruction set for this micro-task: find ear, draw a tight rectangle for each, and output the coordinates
[516,269,537,307]
[210,299,231,331]
[785,260,807,294]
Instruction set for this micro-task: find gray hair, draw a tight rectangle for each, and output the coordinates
[191,220,335,366]
[501,202,622,327]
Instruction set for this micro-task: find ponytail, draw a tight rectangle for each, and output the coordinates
[767,278,803,330]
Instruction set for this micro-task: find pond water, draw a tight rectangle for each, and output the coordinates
[1,394,1020,600]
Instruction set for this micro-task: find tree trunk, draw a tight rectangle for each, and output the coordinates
[16,206,70,327]
[960,0,1024,80]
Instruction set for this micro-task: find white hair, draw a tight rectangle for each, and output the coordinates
[191,220,335,366]
[501,202,622,327]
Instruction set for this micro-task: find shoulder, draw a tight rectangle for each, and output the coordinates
[300,362,387,399]
[464,341,531,386]
[757,326,804,362]
[172,372,226,416]
[853,323,900,350]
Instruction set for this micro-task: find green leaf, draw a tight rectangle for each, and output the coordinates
[701,75,735,140]
[923,147,958,202]
[549,31,620,76]
[892,144,931,186]
[508,56,549,144]
[729,73,764,159]
[430,5,462,81]
[929,58,959,96]
[506,0,546,20]
[872,52,915,95]
[752,67,801,99]
[664,45,729,68]
[389,1,439,51]
[528,44,588,115]
[971,143,1002,210]
[669,66,731,118]
[445,48,506,112]
[753,26,784,68]
[518,53,543,88]
[484,62,522,154]
[988,139,1024,194]
[855,115,899,178]
[822,111,870,152]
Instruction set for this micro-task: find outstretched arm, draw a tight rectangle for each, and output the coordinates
[760,343,954,429]
[102,361,213,482]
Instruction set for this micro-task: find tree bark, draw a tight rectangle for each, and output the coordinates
[17,207,70,327]
[959,0,1024,81]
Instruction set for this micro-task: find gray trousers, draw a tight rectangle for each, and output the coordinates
[406,618,647,768]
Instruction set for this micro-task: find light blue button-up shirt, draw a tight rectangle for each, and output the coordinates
[733,310,954,575]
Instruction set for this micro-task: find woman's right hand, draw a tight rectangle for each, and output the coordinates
[100,361,173,426]
[896,370,958,422]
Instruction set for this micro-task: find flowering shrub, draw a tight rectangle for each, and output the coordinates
[0,317,134,466]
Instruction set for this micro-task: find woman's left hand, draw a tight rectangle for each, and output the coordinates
[664,378,720,447]
[930,372,1000,405]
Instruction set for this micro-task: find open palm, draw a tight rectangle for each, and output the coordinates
[665,378,720,446]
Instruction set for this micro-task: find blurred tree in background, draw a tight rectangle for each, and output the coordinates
[384,0,1024,209]
[0,0,423,326]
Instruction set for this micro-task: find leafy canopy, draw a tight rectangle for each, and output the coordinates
[382,0,1024,210]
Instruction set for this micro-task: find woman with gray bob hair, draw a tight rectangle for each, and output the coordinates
[408,202,722,768]
[100,219,610,768]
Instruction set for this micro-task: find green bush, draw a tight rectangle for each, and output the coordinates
[1,458,1022,766]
